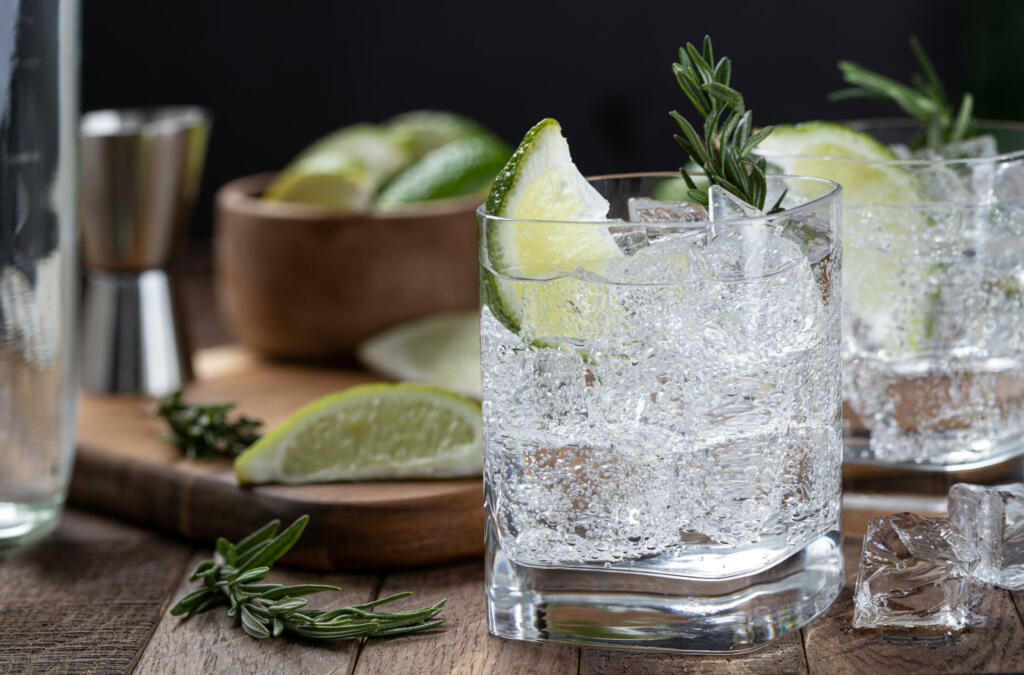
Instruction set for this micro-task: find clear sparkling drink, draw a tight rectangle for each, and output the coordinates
[481,174,844,652]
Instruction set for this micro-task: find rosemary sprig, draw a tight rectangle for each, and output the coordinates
[157,390,262,459]
[670,35,783,213]
[170,515,447,640]
[830,35,974,150]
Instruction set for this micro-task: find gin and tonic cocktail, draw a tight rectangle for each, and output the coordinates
[761,120,1024,471]
[480,166,843,651]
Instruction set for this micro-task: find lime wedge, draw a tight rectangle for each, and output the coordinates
[375,135,511,210]
[265,125,414,211]
[356,312,481,399]
[758,121,919,205]
[758,121,932,354]
[234,383,482,484]
[262,153,374,211]
[387,110,492,157]
[481,118,623,340]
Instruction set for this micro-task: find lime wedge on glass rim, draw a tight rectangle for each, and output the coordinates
[234,383,482,484]
[757,121,933,353]
[481,118,623,343]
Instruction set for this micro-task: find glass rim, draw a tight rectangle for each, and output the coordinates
[476,171,842,226]
[754,117,1024,167]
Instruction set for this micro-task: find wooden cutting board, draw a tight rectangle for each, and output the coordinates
[69,346,484,571]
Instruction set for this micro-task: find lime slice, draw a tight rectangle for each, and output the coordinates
[265,125,413,211]
[375,135,511,210]
[758,121,933,354]
[356,312,481,399]
[758,121,920,206]
[481,118,623,340]
[234,383,482,484]
[262,153,375,211]
[387,110,492,157]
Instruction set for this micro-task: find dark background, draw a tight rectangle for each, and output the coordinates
[81,0,1024,237]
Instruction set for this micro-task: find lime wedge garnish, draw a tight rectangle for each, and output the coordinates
[375,135,511,210]
[264,125,413,212]
[481,118,623,340]
[234,383,482,484]
[356,312,481,399]
[758,121,933,354]
[387,110,492,157]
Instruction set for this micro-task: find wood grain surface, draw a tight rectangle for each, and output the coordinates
[69,353,484,572]
[5,510,1024,674]
[0,510,193,673]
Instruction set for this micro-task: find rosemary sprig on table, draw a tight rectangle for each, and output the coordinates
[670,35,783,213]
[170,515,447,640]
[831,35,974,149]
[157,390,262,459]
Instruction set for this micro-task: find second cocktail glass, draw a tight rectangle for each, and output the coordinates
[762,120,1024,476]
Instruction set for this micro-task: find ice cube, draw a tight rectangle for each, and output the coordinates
[853,512,981,630]
[617,199,707,255]
[889,143,913,160]
[697,220,803,281]
[941,135,998,160]
[603,229,705,284]
[949,482,1024,589]
[707,185,764,222]
[994,160,1024,202]
[912,164,971,203]
[627,197,706,224]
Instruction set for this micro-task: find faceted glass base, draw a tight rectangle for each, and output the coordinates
[485,521,843,653]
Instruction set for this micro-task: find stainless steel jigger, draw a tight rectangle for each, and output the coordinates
[79,106,210,395]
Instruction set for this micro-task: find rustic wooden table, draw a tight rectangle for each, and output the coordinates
[4,509,1024,674]
[4,249,1024,674]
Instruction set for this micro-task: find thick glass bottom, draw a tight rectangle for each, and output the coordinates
[0,493,63,557]
[485,521,844,653]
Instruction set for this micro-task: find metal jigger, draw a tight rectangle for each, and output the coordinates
[79,107,210,395]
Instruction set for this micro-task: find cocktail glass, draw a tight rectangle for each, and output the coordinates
[480,173,843,652]
[760,120,1024,497]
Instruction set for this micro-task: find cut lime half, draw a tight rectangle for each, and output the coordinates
[759,121,933,354]
[234,383,482,484]
[481,118,624,342]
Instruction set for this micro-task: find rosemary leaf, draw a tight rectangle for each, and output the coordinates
[169,515,446,642]
[669,35,778,211]
[833,36,975,150]
[157,390,262,460]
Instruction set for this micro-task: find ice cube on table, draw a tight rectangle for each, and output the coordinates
[853,512,981,630]
[949,482,1024,590]
[707,185,764,222]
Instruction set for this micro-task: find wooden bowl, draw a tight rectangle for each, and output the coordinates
[215,173,479,359]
